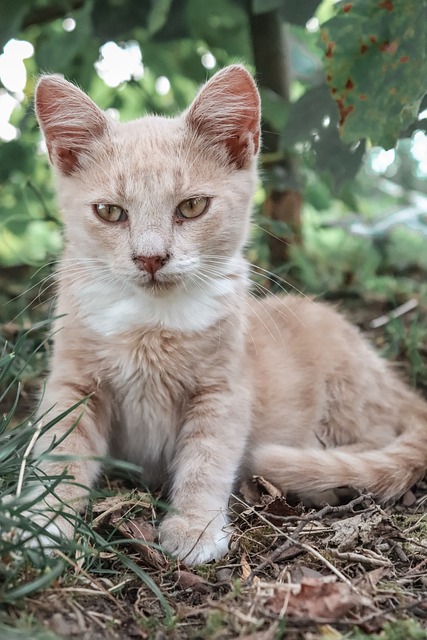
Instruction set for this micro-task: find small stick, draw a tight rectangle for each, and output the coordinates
[328,548,391,567]
[233,496,356,590]
[370,298,418,329]
[265,493,373,524]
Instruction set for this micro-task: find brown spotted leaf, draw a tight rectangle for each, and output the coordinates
[172,569,210,593]
[114,517,168,570]
[266,577,359,620]
[322,0,427,148]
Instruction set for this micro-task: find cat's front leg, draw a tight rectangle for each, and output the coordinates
[22,379,111,549]
[159,389,249,565]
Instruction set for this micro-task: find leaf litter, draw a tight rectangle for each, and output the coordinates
[2,473,425,640]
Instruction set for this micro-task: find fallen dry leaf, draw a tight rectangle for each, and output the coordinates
[172,570,210,593]
[291,564,324,583]
[254,476,283,499]
[330,511,384,551]
[266,577,359,621]
[241,552,252,581]
[262,495,299,519]
[116,518,156,543]
[239,475,284,508]
[238,624,279,640]
[356,566,390,590]
[113,517,167,569]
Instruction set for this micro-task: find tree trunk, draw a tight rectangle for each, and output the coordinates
[249,7,302,267]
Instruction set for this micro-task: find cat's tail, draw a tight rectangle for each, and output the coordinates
[253,418,427,503]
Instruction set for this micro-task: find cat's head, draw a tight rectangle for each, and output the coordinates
[35,65,260,296]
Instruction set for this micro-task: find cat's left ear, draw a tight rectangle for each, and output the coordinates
[186,65,261,169]
[35,75,109,175]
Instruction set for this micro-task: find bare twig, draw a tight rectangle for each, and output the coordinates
[328,548,391,568]
[265,493,374,524]
[233,496,356,590]
[370,298,418,329]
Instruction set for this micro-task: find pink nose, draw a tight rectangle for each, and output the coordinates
[133,254,169,276]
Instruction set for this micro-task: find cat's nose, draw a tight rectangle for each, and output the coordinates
[133,254,170,276]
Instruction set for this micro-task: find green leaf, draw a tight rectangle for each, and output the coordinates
[186,0,251,59]
[0,3,30,50]
[288,29,323,84]
[282,84,335,146]
[35,2,93,74]
[322,0,427,148]
[252,0,282,14]
[282,84,366,189]
[147,0,173,35]
[259,88,288,131]
[252,0,323,24]
[282,0,322,26]
[0,140,35,183]
[252,0,322,24]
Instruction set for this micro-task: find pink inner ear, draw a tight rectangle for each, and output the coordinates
[187,65,261,168]
[228,70,261,157]
[35,75,107,175]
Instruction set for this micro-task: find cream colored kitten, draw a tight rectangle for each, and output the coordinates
[30,65,427,565]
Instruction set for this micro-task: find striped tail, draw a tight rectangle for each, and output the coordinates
[253,428,427,502]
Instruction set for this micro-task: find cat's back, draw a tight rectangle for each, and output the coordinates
[246,293,362,360]
[245,292,409,446]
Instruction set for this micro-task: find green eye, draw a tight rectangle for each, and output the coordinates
[176,196,210,219]
[93,203,128,223]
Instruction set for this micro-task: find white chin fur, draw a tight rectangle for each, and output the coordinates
[74,258,247,335]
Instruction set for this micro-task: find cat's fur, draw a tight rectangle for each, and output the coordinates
[31,65,427,565]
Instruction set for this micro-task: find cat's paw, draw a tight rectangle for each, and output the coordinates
[158,514,231,565]
[3,497,76,555]
[23,511,75,553]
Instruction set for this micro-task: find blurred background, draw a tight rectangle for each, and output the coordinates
[1,0,427,395]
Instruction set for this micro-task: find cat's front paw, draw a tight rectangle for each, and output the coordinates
[159,514,230,565]
[3,497,76,555]
[24,511,75,552]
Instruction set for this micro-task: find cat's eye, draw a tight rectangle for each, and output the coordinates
[176,196,210,220]
[93,203,128,223]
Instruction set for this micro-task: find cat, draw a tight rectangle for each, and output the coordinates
[28,64,427,565]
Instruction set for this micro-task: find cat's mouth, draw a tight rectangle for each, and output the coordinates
[137,274,183,294]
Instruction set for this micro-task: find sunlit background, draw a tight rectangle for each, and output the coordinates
[0,0,427,278]
[2,23,427,177]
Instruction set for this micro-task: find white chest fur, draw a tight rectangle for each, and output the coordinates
[99,325,198,487]
[74,275,237,335]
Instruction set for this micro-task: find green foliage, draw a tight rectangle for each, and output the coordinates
[322,0,427,148]
[349,619,427,639]
[0,622,61,640]
[0,0,426,270]
[281,83,366,190]
[383,312,427,386]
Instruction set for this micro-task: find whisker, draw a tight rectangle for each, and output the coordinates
[193,270,280,345]
[252,221,293,248]
[186,273,259,353]
[199,262,304,330]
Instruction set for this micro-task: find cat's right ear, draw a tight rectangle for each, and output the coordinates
[35,75,109,175]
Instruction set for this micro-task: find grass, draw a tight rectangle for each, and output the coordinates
[1,221,427,638]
